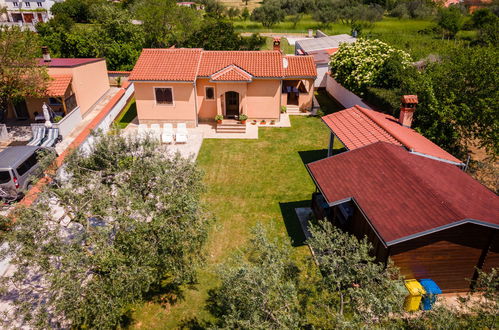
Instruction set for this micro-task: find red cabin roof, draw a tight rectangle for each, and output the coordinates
[307,142,499,245]
[322,105,463,165]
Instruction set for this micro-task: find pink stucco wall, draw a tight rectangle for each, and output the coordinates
[196,79,218,121]
[281,78,315,111]
[135,82,197,126]
[49,60,110,116]
[246,79,280,119]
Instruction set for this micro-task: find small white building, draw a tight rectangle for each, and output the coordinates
[3,0,60,24]
[295,34,356,88]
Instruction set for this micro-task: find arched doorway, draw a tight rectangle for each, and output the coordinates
[225,91,239,118]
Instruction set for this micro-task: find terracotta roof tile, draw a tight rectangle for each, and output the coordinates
[322,105,463,165]
[198,50,284,77]
[210,65,253,81]
[307,142,499,245]
[284,55,317,77]
[46,74,72,96]
[38,58,104,67]
[129,49,317,81]
[129,48,203,81]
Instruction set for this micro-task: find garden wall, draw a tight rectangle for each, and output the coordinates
[325,75,372,109]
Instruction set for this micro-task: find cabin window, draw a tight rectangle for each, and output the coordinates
[24,1,30,7]
[37,2,42,7]
[205,87,215,100]
[155,87,173,105]
[48,97,61,106]
[13,2,19,7]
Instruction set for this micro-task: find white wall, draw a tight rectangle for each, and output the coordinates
[54,106,82,138]
[315,64,329,88]
[325,75,372,109]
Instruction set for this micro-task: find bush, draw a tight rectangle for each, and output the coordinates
[329,39,412,94]
[364,87,401,116]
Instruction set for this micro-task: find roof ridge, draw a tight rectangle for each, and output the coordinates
[355,105,415,150]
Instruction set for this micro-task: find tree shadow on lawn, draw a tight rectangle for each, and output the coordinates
[279,200,311,247]
[298,149,328,165]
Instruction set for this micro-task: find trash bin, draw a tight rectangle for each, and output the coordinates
[404,279,426,311]
[419,279,442,310]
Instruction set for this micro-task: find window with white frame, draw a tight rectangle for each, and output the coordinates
[154,87,173,105]
[37,2,42,7]
[24,1,31,7]
[13,2,19,7]
[205,86,215,100]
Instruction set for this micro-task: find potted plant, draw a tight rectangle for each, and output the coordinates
[270,120,275,125]
[53,116,63,123]
[239,114,248,124]
[215,114,223,124]
[260,119,266,125]
[251,120,257,125]
[280,106,287,113]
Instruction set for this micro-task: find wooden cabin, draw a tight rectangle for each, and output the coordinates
[307,142,499,293]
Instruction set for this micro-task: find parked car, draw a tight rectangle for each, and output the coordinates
[0,146,52,202]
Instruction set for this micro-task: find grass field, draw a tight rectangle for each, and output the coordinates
[237,16,471,60]
[131,94,344,328]
[114,99,137,129]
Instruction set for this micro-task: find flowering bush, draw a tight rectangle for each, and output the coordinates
[329,39,412,94]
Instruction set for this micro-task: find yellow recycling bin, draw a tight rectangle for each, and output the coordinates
[404,279,426,311]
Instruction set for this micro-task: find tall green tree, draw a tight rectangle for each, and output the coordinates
[437,5,464,39]
[208,225,304,329]
[0,132,210,329]
[0,27,49,121]
[250,0,285,28]
[307,220,404,326]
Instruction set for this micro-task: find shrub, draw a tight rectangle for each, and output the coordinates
[280,105,287,113]
[329,39,412,94]
[53,115,63,123]
[238,114,248,121]
[215,114,223,121]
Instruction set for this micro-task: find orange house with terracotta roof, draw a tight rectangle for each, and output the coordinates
[129,48,317,127]
[7,57,110,121]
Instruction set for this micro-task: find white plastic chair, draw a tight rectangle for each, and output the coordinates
[162,123,173,144]
[150,124,161,141]
[175,123,188,144]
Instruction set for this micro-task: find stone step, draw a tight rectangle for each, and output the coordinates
[216,128,247,133]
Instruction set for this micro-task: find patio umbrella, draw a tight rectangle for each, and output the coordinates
[42,103,53,128]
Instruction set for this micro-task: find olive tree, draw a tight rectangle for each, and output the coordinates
[0,131,210,329]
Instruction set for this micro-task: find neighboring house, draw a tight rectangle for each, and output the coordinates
[3,0,60,23]
[322,96,464,166]
[0,0,8,22]
[7,49,110,121]
[129,44,317,127]
[295,34,356,88]
[176,1,204,10]
[307,141,499,293]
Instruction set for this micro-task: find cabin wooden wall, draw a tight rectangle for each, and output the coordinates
[389,224,497,293]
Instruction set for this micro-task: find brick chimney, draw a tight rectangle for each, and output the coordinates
[399,95,418,128]
[273,37,281,52]
[41,46,51,62]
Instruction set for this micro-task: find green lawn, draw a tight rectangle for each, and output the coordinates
[131,115,332,328]
[114,98,137,129]
[260,36,295,54]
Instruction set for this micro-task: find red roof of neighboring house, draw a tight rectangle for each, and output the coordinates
[38,58,104,67]
[284,55,317,77]
[129,48,317,81]
[307,142,499,245]
[210,65,253,81]
[128,48,203,81]
[322,105,463,165]
[108,71,131,75]
[46,74,72,96]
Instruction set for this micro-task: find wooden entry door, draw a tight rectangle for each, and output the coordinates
[23,13,34,23]
[225,91,239,118]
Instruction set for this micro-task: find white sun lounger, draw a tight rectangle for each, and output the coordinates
[162,123,173,144]
[150,124,162,141]
[40,127,59,147]
[137,124,148,140]
[175,123,188,144]
[27,126,46,146]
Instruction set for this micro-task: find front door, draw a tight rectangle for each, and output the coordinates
[23,13,34,23]
[225,91,239,118]
[13,99,29,120]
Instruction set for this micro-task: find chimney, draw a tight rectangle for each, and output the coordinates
[41,46,51,62]
[273,37,281,52]
[399,95,418,128]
